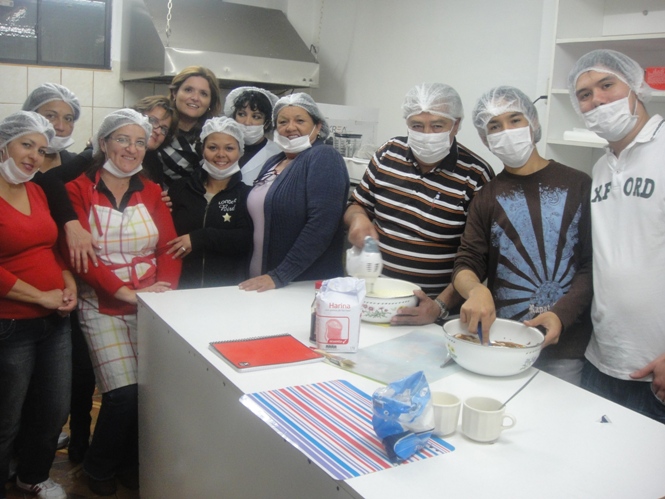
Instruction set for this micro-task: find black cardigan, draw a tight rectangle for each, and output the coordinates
[168,169,253,288]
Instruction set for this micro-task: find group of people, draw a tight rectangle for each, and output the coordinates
[0,65,349,498]
[1,48,663,499]
[347,49,664,428]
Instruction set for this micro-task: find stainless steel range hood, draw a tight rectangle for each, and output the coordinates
[120,0,319,90]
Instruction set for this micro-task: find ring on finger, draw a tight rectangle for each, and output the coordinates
[180,247,186,252]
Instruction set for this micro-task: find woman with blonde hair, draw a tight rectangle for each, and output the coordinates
[160,66,221,187]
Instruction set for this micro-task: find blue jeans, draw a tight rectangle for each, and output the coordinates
[0,314,71,485]
[581,361,665,424]
[84,383,138,481]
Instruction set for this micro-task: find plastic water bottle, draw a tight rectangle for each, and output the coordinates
[309,280,324,343]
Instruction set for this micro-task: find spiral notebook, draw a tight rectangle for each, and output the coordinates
[210,334,324,372]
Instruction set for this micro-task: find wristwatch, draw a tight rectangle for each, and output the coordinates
[434,298,449,321]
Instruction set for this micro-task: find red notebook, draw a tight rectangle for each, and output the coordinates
[210,334,324,372]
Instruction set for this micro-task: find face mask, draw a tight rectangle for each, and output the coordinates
[102,158,142,178]
[582,95,638,142]
[240,124,265,145]
[486,127,535,169]
[274,127,315,154]
[44,135,75,154]
[0,153,36,184]
[407,129,452,165]
[202,159,240,180]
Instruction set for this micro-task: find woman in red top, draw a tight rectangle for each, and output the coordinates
[65,109,181,495]
[0,111,75,499]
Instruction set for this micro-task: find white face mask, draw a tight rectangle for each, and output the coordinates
[407,129,452,165]
[102,158,142,178]
[240,124,265,145]
[0,154,37,184]
[274,127,315,154]
[202,159,240,180]
[582,95,638,142]
[44,135,75,154]
[487,127,535,169]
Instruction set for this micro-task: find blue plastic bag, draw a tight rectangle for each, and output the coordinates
[371,371,435,463]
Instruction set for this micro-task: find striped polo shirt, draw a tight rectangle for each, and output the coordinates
[350,136,494,295]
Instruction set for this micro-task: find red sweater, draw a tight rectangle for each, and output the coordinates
[65,172,181,315]
[0,183,66,319]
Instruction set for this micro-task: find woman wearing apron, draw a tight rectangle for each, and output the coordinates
[65,109,181,496]
[223,86,281,185]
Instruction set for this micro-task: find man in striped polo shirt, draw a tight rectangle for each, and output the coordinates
[345,83,494,325]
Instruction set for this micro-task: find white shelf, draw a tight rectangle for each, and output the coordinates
[544,0,665,172]
[557,33,665,44]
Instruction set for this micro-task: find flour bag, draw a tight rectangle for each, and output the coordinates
[315,277,365,353]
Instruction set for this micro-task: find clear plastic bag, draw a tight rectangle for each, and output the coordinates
[371,371,435,462]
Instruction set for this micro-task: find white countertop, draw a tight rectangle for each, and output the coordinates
[138,282,665,499]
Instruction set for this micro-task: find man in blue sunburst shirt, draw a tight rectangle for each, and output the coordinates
[453,86,593,386]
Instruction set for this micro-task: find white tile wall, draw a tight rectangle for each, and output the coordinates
[0,61,164,146]
[0,103,22,118]
[27,67,62,92]
[0,65,28,104]
[62,69,94,108]
[73,107,94,149]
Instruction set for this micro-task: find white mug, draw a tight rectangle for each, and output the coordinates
[431,392,461,437]
[462,396,516,443]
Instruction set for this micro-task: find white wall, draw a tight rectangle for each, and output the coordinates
[286,0,557,172]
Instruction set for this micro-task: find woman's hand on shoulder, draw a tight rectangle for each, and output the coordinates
[161,190,172,212]
[64,220,99,273]
[238,275,276,293]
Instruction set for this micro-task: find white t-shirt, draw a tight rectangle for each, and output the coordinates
[586,114,665,380]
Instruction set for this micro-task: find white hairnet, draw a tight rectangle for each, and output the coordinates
[402,83,464,124]
[272,93,329,138]
[223,86,279,117]
[0,111,55,150]
[567,49,651,114]
[22,83,81,121]
[201,116,245,155]
[92,109,152,155]
[472,86,541,145]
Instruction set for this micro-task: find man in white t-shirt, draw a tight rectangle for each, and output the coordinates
[568,49,665,423]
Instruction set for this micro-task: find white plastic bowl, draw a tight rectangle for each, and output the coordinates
[442,318,545,376]
[361,277,419,323]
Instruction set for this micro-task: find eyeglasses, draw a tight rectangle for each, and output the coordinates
[108,136,147,150]
[147,116,170,136]
[253,168,278,187]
